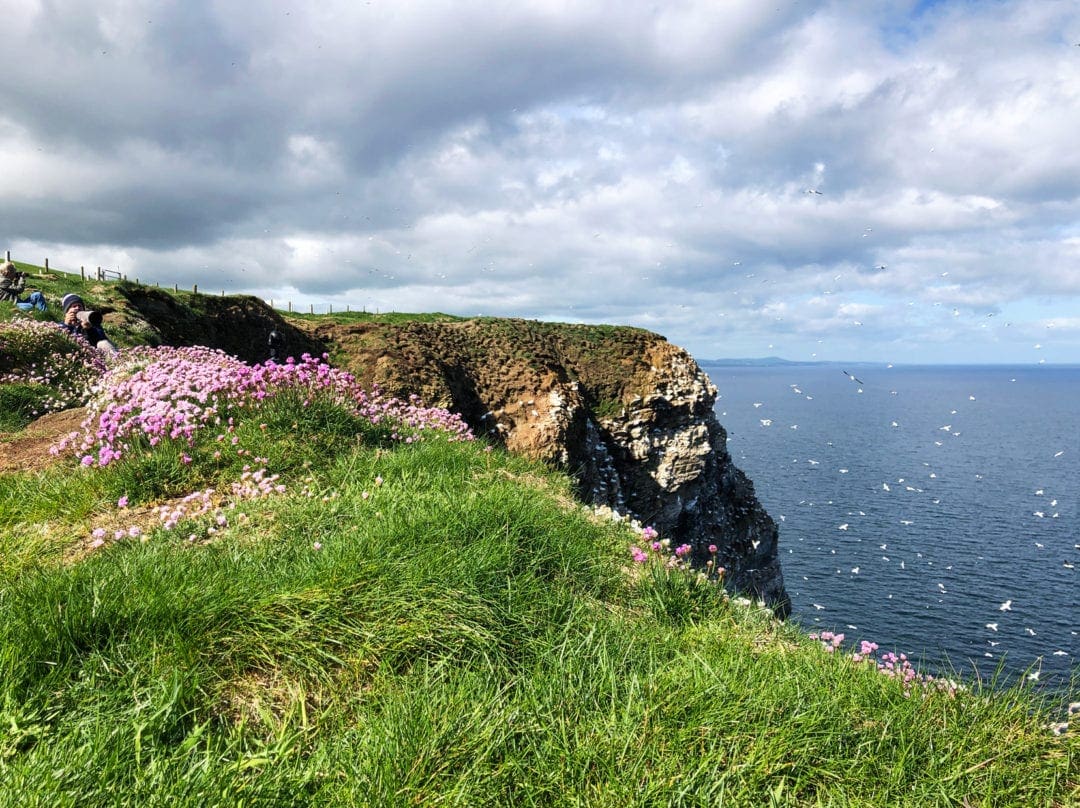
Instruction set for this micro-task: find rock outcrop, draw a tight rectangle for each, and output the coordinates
[306,317,791,615]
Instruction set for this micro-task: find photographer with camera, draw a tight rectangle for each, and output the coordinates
[61,293,118,356]
[0,261,48,312]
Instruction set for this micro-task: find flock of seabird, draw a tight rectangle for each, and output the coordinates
[727,366,1076,681]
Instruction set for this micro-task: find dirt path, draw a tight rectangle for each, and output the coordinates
[0,407,87,474]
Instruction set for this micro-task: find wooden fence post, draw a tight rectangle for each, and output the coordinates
[288,301,292,312]
[81,266,85,280]
[309,304,314,314]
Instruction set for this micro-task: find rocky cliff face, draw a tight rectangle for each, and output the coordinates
[306,317,791,616]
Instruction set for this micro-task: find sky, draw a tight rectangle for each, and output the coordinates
[2,0,1079,365]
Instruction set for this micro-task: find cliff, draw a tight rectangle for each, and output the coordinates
[304,317,790,616]
[86,285,792,614]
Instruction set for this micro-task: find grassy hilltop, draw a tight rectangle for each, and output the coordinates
[0,263,1076,806]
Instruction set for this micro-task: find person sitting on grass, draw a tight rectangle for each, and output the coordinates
[0,261,48,311]
[60,293,119,355]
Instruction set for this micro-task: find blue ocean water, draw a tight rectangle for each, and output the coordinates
[704,362,1078,690]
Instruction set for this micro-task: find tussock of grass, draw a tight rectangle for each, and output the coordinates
[0,346,1076,805]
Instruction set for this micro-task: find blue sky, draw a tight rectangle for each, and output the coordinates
[2,0,1078,364]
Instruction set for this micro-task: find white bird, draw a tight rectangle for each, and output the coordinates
[851,567,860,574]
[1027,671,1040,682]
[999,600,1012,611]
[760,419,772,427]
[882,483,891,492]
[838,524,849,531]
[812,603,825,610]
[986,623,998,631]
[1025,628,1037,636]
[1053,650,1068,656]
[753,402,764,408]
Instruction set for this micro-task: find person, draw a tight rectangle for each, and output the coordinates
[267,328,286,362]
[0,261,48,311]
[61,293,118,355]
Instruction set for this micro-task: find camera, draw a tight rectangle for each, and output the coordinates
[76,309,104,327]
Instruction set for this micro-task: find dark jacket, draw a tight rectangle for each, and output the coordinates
[0,273,26,302]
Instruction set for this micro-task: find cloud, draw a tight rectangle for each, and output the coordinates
[2,0,1079,363]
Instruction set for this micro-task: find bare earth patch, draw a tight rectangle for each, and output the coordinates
[0,407,87,474]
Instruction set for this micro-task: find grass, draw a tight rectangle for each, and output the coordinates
[0,411,1076,805]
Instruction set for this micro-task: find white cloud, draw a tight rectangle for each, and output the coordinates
[2,0,1079,363]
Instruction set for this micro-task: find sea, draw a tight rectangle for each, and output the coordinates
[702,361,1078,692]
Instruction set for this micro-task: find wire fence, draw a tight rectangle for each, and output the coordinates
[4,250,374,315]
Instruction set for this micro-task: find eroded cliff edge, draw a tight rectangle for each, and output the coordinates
[307,317,791,616]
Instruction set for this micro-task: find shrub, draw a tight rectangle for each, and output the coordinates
[0,317,107,417]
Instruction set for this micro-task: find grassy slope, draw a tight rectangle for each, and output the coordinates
[0,265,1076,806]
[0,432,1074,805]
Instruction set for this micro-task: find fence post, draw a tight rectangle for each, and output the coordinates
[97,267,102,281]
[193,284,198,294]
[329,303,333,314]
[81,266,85,281]
[309,304,313,314]
[174,283,178,292]
[44,258,49,272]
[288,301,292,312]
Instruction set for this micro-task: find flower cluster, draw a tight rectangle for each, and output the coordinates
[629,526,725,578]
[0,317,108,414]
[87,459,287,552]
[810,631,962,696]
[53,347,474,466]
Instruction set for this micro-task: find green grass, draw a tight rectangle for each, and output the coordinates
[0,394,1076,806]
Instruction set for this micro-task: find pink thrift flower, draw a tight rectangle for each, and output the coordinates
[117,495,129,508]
